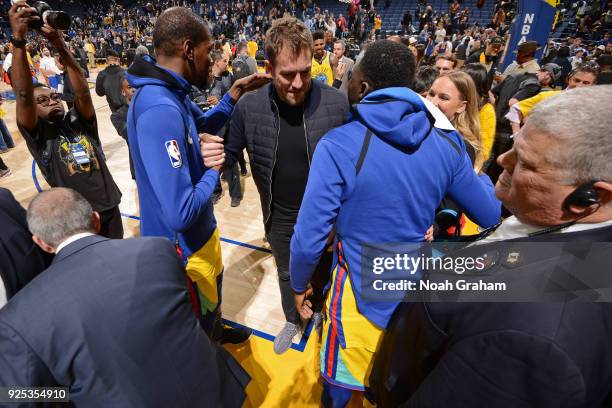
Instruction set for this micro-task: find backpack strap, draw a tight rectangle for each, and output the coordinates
[356,129,372,176]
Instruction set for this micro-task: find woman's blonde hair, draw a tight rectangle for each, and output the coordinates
[444,71,484,172]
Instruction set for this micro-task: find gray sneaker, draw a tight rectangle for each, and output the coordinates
[273,322,300,354]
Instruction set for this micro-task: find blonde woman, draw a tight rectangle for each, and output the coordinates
[427,70,484,172]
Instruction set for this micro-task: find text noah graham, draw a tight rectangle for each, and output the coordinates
[372,279,507,292]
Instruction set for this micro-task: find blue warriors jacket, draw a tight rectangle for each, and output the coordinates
[290,87,502,328]
[127,55,234,257]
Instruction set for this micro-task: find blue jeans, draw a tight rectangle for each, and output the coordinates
[0,119,14,150]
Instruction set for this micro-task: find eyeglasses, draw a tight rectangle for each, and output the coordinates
[35,93,63,106]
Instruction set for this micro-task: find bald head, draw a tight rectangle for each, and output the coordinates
[27,188,97,250]
[153,7,211,57]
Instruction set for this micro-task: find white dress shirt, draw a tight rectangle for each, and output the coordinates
[0,280,6,310]
[480,216,612,243]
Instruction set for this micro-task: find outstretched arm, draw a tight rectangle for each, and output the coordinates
[447,147,501,228]
[9,1,40,131]
[42,24,95,121]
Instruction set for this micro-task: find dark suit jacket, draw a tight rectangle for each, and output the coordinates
[0,188,52,301]
[0,235,249,407]
[369,225,612,408]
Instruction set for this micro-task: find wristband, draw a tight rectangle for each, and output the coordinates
[10,37,27,48]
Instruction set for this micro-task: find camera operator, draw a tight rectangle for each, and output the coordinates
[9,1,123,239]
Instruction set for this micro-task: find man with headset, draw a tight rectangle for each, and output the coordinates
[369,86,612,407]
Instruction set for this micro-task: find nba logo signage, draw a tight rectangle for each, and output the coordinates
[500,0,557,70]
[165,140,182,168]
[518,13,535,44]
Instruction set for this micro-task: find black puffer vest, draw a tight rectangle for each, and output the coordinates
[233,80,350,225]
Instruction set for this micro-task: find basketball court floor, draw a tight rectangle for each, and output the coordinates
[0,77,373,407]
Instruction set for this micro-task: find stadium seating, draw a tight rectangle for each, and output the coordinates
[316,0,496,33]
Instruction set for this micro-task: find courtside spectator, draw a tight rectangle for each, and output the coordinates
[0,188,52,307]
[95,50,124,113]
[427,71,484,171]
[597,54,612,84]
[434,55,457,75]
[332,39,354,93]
[0,188,251,407]
[371,85,612,408]
[507,64,599,133]
[499,41,541,81]
[462,63,496,162]
[413,65,439,97]
[109,74,135,179]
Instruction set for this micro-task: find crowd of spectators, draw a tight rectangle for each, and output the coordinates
[1,1,612,406]
[0,0,611,181]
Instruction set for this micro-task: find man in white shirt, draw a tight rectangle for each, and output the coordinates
[39,47,61,87]
[39,48,60,75]
[434,26,446,44]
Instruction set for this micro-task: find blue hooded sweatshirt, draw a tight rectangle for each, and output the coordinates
[126,55,234,257]
[290,87,501,329]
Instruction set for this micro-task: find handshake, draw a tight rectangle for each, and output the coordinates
[199,134,226,171]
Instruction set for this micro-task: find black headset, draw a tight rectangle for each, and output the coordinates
[529,181,601,237]
[563,181,601,210]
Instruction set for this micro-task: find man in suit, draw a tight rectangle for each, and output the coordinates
[369,86,612,407]
[332,40,354,93]
[0,188,250,407]
[0,188,52,308]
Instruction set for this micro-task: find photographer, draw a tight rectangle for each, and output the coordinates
[9,1,123,239]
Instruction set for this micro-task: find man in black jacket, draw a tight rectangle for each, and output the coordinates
[486,63,560,185]
[207,49,243,207]
[0,188,52,308]
[95,49,125,113]
[109,74,135,179]
[202,17,350,354]
[369,86,612,407]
